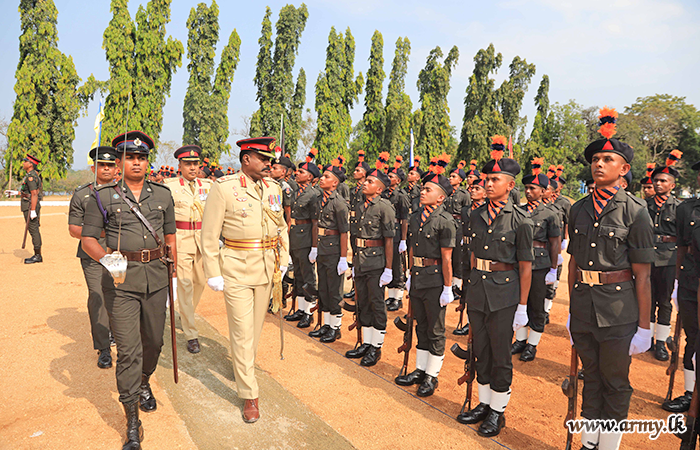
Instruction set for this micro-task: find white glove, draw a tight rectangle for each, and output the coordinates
[561,239,569,251]
[308,247,317,263]
[439,285,454,307]
[30,210,37,220]
[379,268,393,287]
[566,314,574,346]
[218,239,224,249]
[461,237,465,246]
[207,276,224,292]
[557,254,564,266]
[512,304,529,331]
[280,265,288,278]
[545,268,558,285]
[351,267,355,278]
[398,240,407,253]
[406,275,411,292]
[337,257,348,275]
[671,279,679,310]
[167,277,177,308]
[629,327,653,355]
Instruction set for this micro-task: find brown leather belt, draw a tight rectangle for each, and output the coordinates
[318,228,340,236]
[356,238,384,248]
[656,235,677,243]
[475,258,514,272]
[576,268,633,285]
[176,221,202,230]
[118,246,166,263]
[413,257,441,267]
[350,211,356,218]
[290,218,311,226]
[452,214,462,220]
[533,241,547,248]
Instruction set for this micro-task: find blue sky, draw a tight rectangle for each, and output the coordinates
[1,0,699,169]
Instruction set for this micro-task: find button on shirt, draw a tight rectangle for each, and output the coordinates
[408,204,455,288]
[317,189,349,256]
[646,194,680,267]
[519,202,561,271]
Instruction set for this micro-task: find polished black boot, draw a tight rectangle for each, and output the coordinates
[320,327,341,343]
[284,308,305,322]
[343,288,355,299]
[345,343,371,359]
[416,375,438,397]
[97,348,112,369]
[387,298,402,312]
[511,339,527,354]
[453,323,470,336]
[360,345,381,366]
[309,324,330,338]
[663,391,693,413]
[655,340,670,361]
[456,403,490,424]
[544,312,550,325]
[122,400,143,450]
[139,374,157,412]
[24,253,43,264]
[385,297,394,307]
[297,313,313,329]
[519,344,537,362]
[395,369,425,386]
[477,409,505,437]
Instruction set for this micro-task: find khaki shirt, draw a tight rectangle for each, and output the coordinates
[164,176,211,255]
[20,169,43,211]
[69,183,107,259]
[355,195,395,274]
[519,202,561,271]
[317,189,349,256]
[646,194,680,267]
[408,204,456,289]
[201,172,289,286]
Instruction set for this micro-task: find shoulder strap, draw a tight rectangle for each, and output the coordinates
[113,185,163,247]
[89,185,109,225]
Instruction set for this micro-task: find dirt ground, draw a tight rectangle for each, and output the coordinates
[0,201,682,449]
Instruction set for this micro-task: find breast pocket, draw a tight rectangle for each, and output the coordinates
[495,230,516,261]
[145,202,166,231]
[358,247,384,272]
[598,225,629,267]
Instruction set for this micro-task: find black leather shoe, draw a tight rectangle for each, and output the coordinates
[453,323,470,336]
[110,332,116,347]
[387,298,402,312]
[477,409,505,437]
[456,402,490,424]
[139,374,157,412]
[417,375,438,397]
[385,297,394,307]
[122,400,143,450]
[655,340,670,361]
[309,324,330,338]
[343,288,355,299]
[511,339,527,354]
[577,369,584,380]
[545,312,550,325]
[284,309,304,322]
[519,344,537,362]
[360,346,381,366]
[97,349,112,369]
[297,313,313,329]
[663,391,693,413]
[320,327,341,343]
[345,343,371,359]
[187,339,201,353]
[395,369,426,386]
[24,254,42,264]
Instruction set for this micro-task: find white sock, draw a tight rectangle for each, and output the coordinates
[425,353,445,377]
[656,324,671,342]
[415,349,429,371]
[362,327,373,344]
[304,299,315,314]
[581,424,600,449]
[598,431,622,450]
[649,322,656,340]
[515,326,528,342]
[386,288,395,299]
[685,368,696,393]
[489,389,511,413]
[297,296,307,312]
[395,289,404,301]
[478,383,491,405]
[323,311,331,326]
[527,330,542,346]
[371,328,386,348]
[544,299,553,313]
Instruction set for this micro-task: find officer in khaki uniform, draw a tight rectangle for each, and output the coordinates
[20,154,44,263]
[68,146,119,369]
[164,145,211,354]
[81,131,177,450]
[384,154,410,312]
[201,137,289,424]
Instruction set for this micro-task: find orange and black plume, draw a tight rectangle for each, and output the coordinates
[458,160,466,170]
[666,149,683,167]
[598,106,618,140]
[531,157,544,176]
[646,162,655,176]
[306,148,318,163]
[470,160,477,171]
[357,149,365,163]
[490,135,507,161]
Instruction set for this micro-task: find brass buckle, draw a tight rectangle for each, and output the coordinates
[476,258,491,272]
[319,228,326,236]
[356,238,366,247]
[141,249,150,263]
[413,257,424,267]
[580,270,601,286]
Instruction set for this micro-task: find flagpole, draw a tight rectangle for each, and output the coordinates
[410,128,414,164]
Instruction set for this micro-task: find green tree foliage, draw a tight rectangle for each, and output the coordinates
[530,75,549,145]
[101,0,183,149]
[360,31,385,160]
[182,1,241,163]
[314,27,364,163]
[414,46,459,161]
[496,56,536,138]
[250,4,308,157]
[383,37,412,159]
[6,0,99,180]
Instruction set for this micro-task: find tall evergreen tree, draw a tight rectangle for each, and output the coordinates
[495,56,536,138]
[384,37,412,158]
[530,74,550,145]
[314,27,364,162]
[414,46,459,160]
[360,30,385,160]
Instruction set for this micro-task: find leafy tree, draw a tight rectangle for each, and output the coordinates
[383,37,412,159]
[360,31,385,160]
[530,75,549,145]
[496,56,536,139]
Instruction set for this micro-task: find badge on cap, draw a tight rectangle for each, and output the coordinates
[134,138,142,146]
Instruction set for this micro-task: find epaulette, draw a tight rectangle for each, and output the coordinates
[148,180,171,191]
[75,182,93,192]
[95,181,117,191]
[216,175,237,183]
[626,192,646,208]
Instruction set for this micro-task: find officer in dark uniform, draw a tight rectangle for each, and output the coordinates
[566,108,654,450]
[344,161,395,367]
[445,160,472,297]
[384,154,410,312]
[81,131,177,450]
[20,154,43,263]
[286,150,321,328]
[348,150,371,299]
[405,156,424,214]
[511,158,561,362]
[647,151,682,361]
[309,160,349,343]
[457,136,533,437]
[395,157,456,397]
[640,163,656,199]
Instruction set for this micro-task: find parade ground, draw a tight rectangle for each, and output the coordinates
[0,200,681,449]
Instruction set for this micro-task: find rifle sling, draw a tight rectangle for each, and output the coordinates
[113,185,163,247]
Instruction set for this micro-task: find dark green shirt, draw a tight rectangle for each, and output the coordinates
[408,204,455,289]
[20,169,43,211]
[677,198,700,292]
[317,189,349,256]
[554,195,571,230]
[567,189,654,327]
[355,195,395,274]
[81,180,176,294]
[404,182,422,215]
[444,186,471,236]
[383,186,410,242]
[349,183,365,237]
[69,183,107,259]
[290,183,320,250]
[646,194,680,267]
[520,202,561,271]
[276,179,294,208]
[337,181,350,203]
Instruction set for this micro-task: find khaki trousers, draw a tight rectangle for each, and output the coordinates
[176,248,206,340]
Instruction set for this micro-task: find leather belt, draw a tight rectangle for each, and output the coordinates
[176,221,202,230]
[475,258,514,272]
[290,219,311,226]
[413,257,441,267]
[656,235,677,243]
[118,246,166,263]
[224,237,280,251]
[576,268,633,285]
[318,228,340,236]
[452,214,462,220]
[356,238,383,248]
[533,241,547,248]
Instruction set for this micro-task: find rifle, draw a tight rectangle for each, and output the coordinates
[394,294,413,378]
[666,316,683,404]
[450,327,475,414]
[562,346,578,450]
[165,244,179,384]
[21,209,31,249]
[283,262,297,319]
[455,302,466,332]
[342,287,362,349]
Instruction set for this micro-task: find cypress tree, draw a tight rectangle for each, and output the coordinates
[361,30,385,160]
[383,37,412,158]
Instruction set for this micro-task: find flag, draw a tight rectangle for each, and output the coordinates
[508,135,513,158]
[89,102,105,164]
[409,128,414,163]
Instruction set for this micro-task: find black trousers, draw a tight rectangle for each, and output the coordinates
[387,240,405,290]
[571,318,636,422]
[679,275,698,371]
[356,268,387,330]
[291,246,317,301]
[526,268,548,333]
[80,257,111,350]
[22,207,42,250]
[318,254,342,315]
[650,265,674,325]
[103,273,167,404]
[468,304,517,392]
[410,286,446,356]
[452,231,463,279]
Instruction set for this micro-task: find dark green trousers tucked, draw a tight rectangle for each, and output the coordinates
[22,207,42,249]
[291,247,317,300]
[526,268,548,333]
[103,272,167,404]
[356,268,387,330]
[410,286,446,356]
[318,254,342,315]
[468,304,517,392]
[80,258,111,350]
